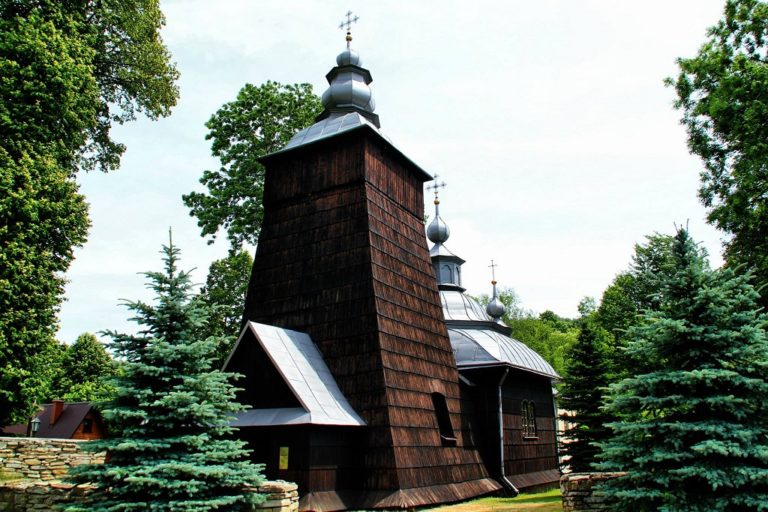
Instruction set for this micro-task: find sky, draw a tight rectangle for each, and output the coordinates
[59,0,729,343]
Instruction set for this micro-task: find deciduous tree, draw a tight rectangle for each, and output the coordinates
[668,0,768,305]
[54,333,116,402]
[0,0,178,425]
[196,249,253,366]
[183,81,322,249]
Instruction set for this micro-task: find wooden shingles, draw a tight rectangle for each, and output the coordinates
[242,128,497,502]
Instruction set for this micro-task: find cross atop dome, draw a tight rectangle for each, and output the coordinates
[338,10,359,48]
[426,175,447,206]
[486,259,506,320]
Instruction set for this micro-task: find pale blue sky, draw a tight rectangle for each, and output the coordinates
[59,0,728,343]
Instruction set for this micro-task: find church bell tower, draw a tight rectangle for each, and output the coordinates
[238,16,500,509]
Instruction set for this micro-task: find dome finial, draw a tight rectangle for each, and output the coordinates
[338,10,359,49]
[486,259,506,320]
[426,174,447,209]
[426,176,450,244]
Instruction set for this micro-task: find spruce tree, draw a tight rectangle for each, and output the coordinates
[558,316,612,472]
[66,238,264,511]
[598,229,768,511]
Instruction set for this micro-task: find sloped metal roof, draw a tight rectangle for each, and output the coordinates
[282,112,384,151]
[441,289,492,322]
[229,322,365,427]
[449,327,559,379]
[439,290,559,379]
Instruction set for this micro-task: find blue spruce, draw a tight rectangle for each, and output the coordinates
[66,237,264,511]
[598,228,768,511]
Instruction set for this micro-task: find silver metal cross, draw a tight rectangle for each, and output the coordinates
[426,174,447,201]
[339,10,359,32]
[489,260,498,282]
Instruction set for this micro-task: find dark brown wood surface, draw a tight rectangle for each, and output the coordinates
[241,127,497,504]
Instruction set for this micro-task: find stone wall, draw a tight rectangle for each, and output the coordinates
[0,481,91,511]
[0,437,298,512]
[0,480,298,512]
[560,472,623,511]
[0,437,104,482]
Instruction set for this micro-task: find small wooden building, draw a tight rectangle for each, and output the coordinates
[1,401,106,440]
[224,35,559,511]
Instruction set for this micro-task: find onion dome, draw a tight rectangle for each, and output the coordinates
[427,207,450,244]
[486,294,506,320]
[426,180,465,291]
[316,17,379,128]
[486,262,506,321]
[336,48,361,66]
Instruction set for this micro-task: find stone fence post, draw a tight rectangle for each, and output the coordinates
[560,472,624,511]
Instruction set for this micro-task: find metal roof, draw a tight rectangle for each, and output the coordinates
[449,327,559,379]
[439,289,559,379]
[441,289,493,322]
[229,322,365,427]
[283,112,384,151]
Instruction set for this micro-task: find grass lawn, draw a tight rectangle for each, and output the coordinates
[429,488,562,512]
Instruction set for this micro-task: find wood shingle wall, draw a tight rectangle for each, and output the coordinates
[242,128,499,506]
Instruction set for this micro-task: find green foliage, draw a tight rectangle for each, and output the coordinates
[595,233,707,378]
[476,287,575,376]
[66,239,264,511]
[668,0,768,306]
[597,229,768,511]
[53,333,117,402]
[0,0,177,425]
[1,0,180,173]
[507,312,578,378]
[558,315,612,472]
[183,81,323,249]
[0,146,90,425]
[196,249,253,366]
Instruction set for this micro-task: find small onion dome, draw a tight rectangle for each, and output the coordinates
[427,215,450,244]
[336,48,361,66]
[321,53,375,113]
[486,296,506,320]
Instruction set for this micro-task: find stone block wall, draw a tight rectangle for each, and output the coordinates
[0,437,299,512]
[0,437,104,482]
[0,481,91,511]
[560,472,623,511]
[0,481,298,512]
[250,481,299,512]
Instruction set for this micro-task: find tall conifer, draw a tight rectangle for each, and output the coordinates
[67,238,263,511]
[558,317,612,472]
[598,229,768,511]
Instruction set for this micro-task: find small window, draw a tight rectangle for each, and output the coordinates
[522,400,537,438]
[82,418,93,434]
[440,264,453,284]
[431,392,457,446]
[278,446,289,470]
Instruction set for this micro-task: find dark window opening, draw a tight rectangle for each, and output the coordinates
[522,400,537,438]
[431,392,457,446]
[441,264,453,284]
[81,418,93,434]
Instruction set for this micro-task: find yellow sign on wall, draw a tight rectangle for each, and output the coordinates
[279,446,289,470]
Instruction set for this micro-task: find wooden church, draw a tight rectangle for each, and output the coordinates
[223,22,560,511]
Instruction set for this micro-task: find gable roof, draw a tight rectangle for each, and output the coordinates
[34,402,92,439]
[225,322,365,427]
